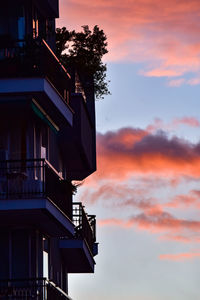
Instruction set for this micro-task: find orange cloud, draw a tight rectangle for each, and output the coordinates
[159,234,200,243]
[99,211,200,244]
[99,211,200,238]
[165,189,200,209]
[132,211,200,233]
[159,235,192,243]
[95,128,200,181]
[159,252,200,261]
[58,0,200,80]
[166,194,197,208]
[81,180,163,214]
[78,126,200,245]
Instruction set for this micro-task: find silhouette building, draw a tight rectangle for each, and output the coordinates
[0,0,98,298]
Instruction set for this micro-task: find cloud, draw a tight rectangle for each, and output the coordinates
[99,210,200,235]
[166,194,197,208]
[187,77,200,86]
[95,127,200,181]
[144,69,183,78]
[168,78,185,87]
[78,125,200,245]
[81,180,162,213]
[146,117,200,133]
[168,77,200,87]
[172,117,200,128]
[58,0,200,79]
[159,235,192,243]
[159,234,200,243]
[98,218,128,228]
[131,211,200,233]
[159,252,200,261]
[165,189,200,209]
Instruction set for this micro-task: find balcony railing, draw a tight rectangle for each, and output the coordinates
[0,159,72,217]
[73,202,96,253]
[0,38,71,104]
[0,278,72,300]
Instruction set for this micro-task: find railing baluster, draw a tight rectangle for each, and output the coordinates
[0,159,71,217]
[0,39,71,104]
[72,202,96,253]
[0,278,72,299]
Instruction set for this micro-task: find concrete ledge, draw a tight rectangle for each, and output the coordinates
[0,78,73,126]
[0,198,74,237]
[59,239,95,273]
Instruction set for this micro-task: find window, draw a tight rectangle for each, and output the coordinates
[43,237,49,279]
[43,251,49,279]
[17,6,25,43]
[0,4,25,43]
[32,8,39,39]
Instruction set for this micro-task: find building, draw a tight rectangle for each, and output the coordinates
[0,0,98,298]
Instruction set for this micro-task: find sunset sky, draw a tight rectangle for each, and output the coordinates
[58,1,200,299]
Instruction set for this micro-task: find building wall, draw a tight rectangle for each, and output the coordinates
[49,237,68,293]
[0,229,43,280]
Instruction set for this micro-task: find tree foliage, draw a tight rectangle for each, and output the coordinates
[56,25,110,100]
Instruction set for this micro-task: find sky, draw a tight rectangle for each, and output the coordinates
[57,1,200,299]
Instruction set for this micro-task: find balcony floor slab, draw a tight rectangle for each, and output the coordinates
[0,198,74,237]
[0,78,73,126]
[60,239,95,273]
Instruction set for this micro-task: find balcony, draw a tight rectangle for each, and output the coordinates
[0,38,70,101]
[60,203,98,273]
[0,278,72,300]
[0,159,74,237]
[73,202,96,252]
[0,38,73,127]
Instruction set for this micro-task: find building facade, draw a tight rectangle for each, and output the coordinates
[0,0,98,298]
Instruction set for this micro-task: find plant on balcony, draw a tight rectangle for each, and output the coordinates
[56,25,110,100]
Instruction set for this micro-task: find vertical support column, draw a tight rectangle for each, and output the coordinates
[0,230,9,280]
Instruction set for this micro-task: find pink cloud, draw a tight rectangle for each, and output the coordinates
[172,117,200,128]
[58,0,200,78]
[159,235,192,243]
[81,180,163,214]
[80,126,200,243]
[99,211,200,239]
[168,78,185,87]
[131,211,200,233]
[95,127,200,181]
[165,189,200,209]
[146,117,200,133]
[159,234,200,243]
[166,194,197,208]
[98,218,127,227]
[159,252,200,261]
[187,77,200,85]
[144,69,183,77]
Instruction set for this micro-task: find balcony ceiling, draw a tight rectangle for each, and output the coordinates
[60,239,95,273]
[0,78,73,128]
[0,198,74,237]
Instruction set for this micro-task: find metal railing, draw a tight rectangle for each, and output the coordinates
[0,278,72,299]
[73,202,96,252]
[0,38,71,104]
[0,159,72,217]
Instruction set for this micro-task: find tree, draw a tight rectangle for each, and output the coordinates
[56,25,110,100]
